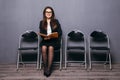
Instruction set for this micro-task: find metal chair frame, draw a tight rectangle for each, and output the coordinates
[17,33,40,70]
[64,30,87,69]
[88,31,112,70]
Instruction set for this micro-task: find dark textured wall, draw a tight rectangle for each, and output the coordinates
[0,0,120,64]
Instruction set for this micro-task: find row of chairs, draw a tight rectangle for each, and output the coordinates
[16,30,112,70]
[65,30,112,70]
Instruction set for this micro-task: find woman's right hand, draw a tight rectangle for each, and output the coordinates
[44,36,51,40]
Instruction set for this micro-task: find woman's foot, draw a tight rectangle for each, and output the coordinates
[44,69,47,76]
[45,69,51,77]
[43,65,48,76]
[44,67,51,77]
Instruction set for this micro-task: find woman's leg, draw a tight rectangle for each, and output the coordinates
[47,46,54,73]
[41,46,47,69]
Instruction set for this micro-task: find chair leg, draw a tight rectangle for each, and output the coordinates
[16,51,20,70]
[89,60,92,70]
[89,52,92,70]
[84,52,87,69]
[59,49,62,70]
[40,55,42,70]
[109,54,112,70]
[37,52,39,70]
[64,52,67,69]
[104,53,109,64]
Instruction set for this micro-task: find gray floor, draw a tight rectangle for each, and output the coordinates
[0,64,120,80]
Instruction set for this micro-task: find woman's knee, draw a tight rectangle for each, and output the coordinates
[41,46,47,53]
[49,46,54,50]
[48,46,54,53]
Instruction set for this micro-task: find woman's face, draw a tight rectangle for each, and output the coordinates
[45,8,52,19]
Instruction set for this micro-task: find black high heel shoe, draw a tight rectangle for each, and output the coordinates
[44,69,47,76]
[45,69,51,77]
[43,64,48,76]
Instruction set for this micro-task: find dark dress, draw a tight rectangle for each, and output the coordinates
[39,19,62,49]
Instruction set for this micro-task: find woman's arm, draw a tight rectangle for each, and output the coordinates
[39,21,47,39]
[56,19,62,37]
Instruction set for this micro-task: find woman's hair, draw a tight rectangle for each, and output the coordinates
[42,6,57,30]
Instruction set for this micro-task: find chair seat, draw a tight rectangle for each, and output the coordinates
[67,46,85,50]
[18,47,38,50]
[90,47,109,50]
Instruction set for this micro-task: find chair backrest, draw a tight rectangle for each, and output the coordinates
[90,30,110,49]
[66,30,85,47]
[19,31,38,48]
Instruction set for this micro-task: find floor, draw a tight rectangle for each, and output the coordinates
[0,64,120,80]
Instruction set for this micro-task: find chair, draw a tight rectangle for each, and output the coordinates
[17,30,40,70]
[65,30,87,69]
[88,30,112,70]
[39,37,63,70]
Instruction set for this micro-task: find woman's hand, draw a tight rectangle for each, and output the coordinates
[44,36,51,40]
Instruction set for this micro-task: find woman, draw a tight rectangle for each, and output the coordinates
[39,6,62,77]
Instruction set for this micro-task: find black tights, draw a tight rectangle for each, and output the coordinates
[41,45,54,70]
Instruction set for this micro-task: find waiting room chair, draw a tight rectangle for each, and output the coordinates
[88,30,112,70]
[17,30,40,70]
[65,30,87,69]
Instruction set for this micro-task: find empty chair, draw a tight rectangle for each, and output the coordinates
[89,30,112,70]
[39,36,63,70]
[17,30,40,70]
[65,30,87,69]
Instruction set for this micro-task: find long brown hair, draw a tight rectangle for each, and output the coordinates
[42,6,57,30]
